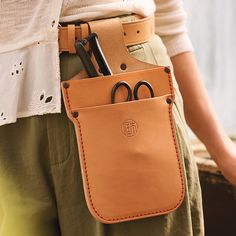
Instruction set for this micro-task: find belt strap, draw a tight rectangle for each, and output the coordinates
[58,15,155,53]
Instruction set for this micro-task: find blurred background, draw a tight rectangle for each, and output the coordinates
[183,1,236,235]
[184,0,236,137]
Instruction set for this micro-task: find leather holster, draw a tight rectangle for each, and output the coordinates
[61,16,185,224]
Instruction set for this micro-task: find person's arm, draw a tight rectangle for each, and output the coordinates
[171,52,236,186]
[154,0,236,185]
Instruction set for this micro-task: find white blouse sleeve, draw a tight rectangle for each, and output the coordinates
[154,0,194,57]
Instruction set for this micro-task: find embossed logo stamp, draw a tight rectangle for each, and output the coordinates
[121,119,138,137]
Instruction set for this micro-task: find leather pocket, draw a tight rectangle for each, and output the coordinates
[61,66,185,223]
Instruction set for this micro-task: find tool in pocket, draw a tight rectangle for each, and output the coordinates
[61,16,185,224]
[75,33,112,77]
[111,80,155,104]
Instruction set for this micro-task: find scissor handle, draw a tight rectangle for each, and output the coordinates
[133,80,155,100]
[111,81,132,104]
[75,41,99,78]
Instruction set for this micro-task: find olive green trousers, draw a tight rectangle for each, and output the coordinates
[0,26,204,236]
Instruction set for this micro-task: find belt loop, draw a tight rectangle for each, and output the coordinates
[80,23,90,51]
[58,15,155,53]
[68,24,76,53]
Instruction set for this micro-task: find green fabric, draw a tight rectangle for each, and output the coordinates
[0,26,204,236]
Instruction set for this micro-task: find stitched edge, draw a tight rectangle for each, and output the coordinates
[62,69,185,222]
[167,68,185,204]
[59,16,154,52]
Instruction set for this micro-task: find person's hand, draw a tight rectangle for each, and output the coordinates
[171,52,236,186]
[211,139,236,186]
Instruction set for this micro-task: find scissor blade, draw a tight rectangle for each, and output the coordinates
[88,33,112,76]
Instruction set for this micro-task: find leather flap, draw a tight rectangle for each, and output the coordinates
[62,67,173,114]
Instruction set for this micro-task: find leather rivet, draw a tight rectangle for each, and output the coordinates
[166,98,172,104]
[120,63,127,70]
[72,111,79,118]
[164,67,171,74]
[63,82,70,89]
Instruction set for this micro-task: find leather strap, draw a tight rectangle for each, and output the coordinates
[67,24,76,53]
[87,17,156,75]
[59,15,155,54]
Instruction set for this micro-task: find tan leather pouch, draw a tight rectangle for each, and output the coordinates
[61,17,185,224]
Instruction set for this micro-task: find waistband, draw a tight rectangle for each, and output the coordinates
[58,14,155,54]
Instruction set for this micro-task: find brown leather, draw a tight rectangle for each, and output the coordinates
[87,17,157,75]
[64,68,172,109]
[59,15,155,53]
[61,16,185,224]
[67,24,76,53]
[61,67,184,223]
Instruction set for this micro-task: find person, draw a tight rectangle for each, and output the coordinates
[0,0,235,235]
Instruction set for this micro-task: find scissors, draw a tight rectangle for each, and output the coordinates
[111,80,155,104]
[75,33,112,78]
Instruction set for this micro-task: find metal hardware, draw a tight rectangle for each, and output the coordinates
[164,67,171,74]
[166,97,172,104]
[75,33,112,77]
[111,81,132,104]
[111,80,155,104]
[72,111,79,118]
[63,82,70,89]
[133,80,155,100]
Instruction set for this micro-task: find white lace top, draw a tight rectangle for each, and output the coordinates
[0,0,193,126]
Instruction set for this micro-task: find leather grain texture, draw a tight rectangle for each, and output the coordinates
[61,16,185,224]
[64,68,172,109]
[59,15,155,53]
[61,67,185,223]
[88,17,156,74]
